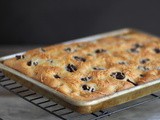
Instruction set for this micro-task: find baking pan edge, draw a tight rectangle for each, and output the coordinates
[1,28,160,113]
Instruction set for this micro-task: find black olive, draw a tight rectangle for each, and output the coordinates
[134,43,143,48]
[140,58,150,64]
[82,84,95,92]
[27,60,38,66]
[110,72,125,80]
[54,74,61,79]
[90,88,95,92]
[129,48,139,53]
[140,74,145,77]
[15,55,25,60]
[82,84,89,90]
[137,66,150,71]
[64,48,76,53]
[64,48,71,52]
[95,49,107,53]
[93,67,105,70]
[116,72,125,79]
[15,55,21,60]
[66,64,77,72]
[154,48,160,53]
[118,61,127,65]
[27,61,32,66]
[74,56,86,62]
[81,76,92,81]
[33,61,38,66]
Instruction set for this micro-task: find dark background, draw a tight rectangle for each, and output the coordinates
[1,0,160,45]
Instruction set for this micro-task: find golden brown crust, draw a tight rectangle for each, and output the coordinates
[3,32,160,101]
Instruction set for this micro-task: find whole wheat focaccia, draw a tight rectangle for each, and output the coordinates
[3,31,160,101]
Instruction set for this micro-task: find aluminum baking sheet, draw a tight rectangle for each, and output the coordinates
[1,28,160,113]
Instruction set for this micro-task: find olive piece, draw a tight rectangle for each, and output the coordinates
[93,67,105,70]
[66,64,77,72]
[54,74,61,79]
[140,58,150,64]
[81,76,92,82]
[95,49,107,53]
[74,56,86,62]
[129,48,139,53]
[134,43,143,48]
[27,60,38,66]
[154,48,160,53]
[27,61,32,66]
[82,84,95,92]
[15,55,25,60]
[110,72,125,80]
[137,66,150,71]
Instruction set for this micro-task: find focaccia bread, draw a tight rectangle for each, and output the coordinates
[3,31,160,101]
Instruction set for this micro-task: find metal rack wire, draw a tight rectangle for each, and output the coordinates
[0,70,160,120]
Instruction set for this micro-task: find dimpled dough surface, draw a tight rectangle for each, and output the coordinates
[4,32,160,101]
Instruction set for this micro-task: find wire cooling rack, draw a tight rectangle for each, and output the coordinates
[0,71,160,120]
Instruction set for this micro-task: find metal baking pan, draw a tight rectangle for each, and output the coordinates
[1,28,160,114]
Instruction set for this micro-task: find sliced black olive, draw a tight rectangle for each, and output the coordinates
[74,56,86,62]
[27,60,38,66]
[118,61,127,65]
[81,76,92,82]
[128,43,143,53]
[82,84,89,90]
[129,48,139,53]
[116,72,125,79]
[66,64,77,72]
[93,67,105,70]
[15,55,25,60]
[27,61,32,66]
[134,43,143,48]
[137,66,150,71]
[15,55,21,60]
[33,61,38,66]
[110,72,125,80]
[64,48,71,52]
[64,48,76,53]
[82,84,95,92]
[90,88,95,92]
[140,58,150,64]
[95,49,107,53]
[54,74,61,79]
[154,48,160,53]
[140,74,145,77]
